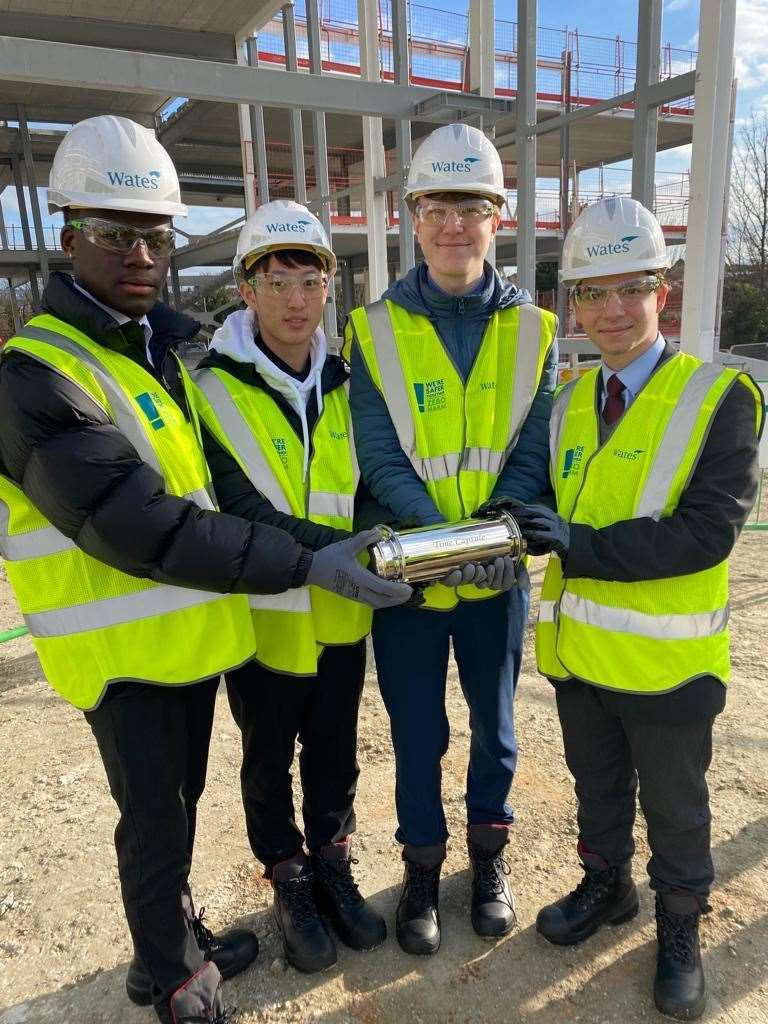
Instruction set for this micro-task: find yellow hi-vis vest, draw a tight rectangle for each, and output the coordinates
[190,366,372,676]
[347,299,556,609]
[536,352,765,694]
[0,315,256,710]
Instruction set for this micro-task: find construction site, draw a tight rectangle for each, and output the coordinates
[0,1,767,1022]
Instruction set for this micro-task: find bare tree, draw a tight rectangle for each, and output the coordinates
[729,112,768,289]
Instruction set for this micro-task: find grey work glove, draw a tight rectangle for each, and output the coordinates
[474,555,518,592]
[441,562,488,588]
[513,504,570,559]
[305,529,413,609]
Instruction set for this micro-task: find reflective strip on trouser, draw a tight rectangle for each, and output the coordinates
[194,369,291,513]
[364,300,546,479]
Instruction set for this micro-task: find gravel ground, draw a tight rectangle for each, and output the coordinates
[0,535,766,1024]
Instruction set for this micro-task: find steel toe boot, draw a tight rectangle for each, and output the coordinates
[654,893,707,1020]
[467,824,517,938]
[395,844,445,955]
[272,852,336,973]
[311,839,386,950]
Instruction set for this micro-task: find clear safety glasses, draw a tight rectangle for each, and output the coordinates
[415,199,497,227]
[571,275,664,311]
[247,272,329,298]
[66,218,176,258]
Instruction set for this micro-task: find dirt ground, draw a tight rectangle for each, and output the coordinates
[0,536,766,1024]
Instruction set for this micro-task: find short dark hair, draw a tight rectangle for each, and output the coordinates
[246,249,324,278]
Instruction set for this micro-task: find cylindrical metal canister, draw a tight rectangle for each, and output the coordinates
[368,512,526,584]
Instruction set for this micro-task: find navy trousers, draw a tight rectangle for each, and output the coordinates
[372,586,528,847]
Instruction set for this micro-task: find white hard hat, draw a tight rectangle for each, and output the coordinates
[560,196,670,283]
[234,200,337,277]
[48,115,187,218]
[404,123,506,205]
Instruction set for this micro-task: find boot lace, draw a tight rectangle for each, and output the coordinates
[192,906,216,955]
[276,875,322,931]
[471,850,511,899]
[318,856,364,909]
[404,863,441,913]
[571,868,615,912]
[657,907,700,968]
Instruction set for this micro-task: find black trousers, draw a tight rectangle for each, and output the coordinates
[85,678,218,1004]
[225,641,366,871]
[554,681,717,896]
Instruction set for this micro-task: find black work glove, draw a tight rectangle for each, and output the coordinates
[512,505,570,559]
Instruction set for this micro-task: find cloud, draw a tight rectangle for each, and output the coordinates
[664,0,694,12]
[733,0,768,92]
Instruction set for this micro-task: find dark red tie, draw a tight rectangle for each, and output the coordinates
[603,373,625,426]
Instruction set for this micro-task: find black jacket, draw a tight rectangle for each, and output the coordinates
[553,341,763,721]
[0,272,310,595]
[198,342,353,552]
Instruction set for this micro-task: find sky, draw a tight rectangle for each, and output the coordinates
[2,0,767,247]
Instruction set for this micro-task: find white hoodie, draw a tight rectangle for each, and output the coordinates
[209,308,327,481]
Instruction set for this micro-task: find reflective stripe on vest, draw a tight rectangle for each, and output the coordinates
[192,364,370,674]
[364,299,547,480]
[0,319,254,709]
[536,352,762,693]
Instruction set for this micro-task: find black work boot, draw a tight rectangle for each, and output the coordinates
[126,891,258,1006]
[654,893,707,1020]
[467,824,517,939]
[536,850,639,945]
[311,839,387,950]
[272,852,337,973]
[154,961,236,1023]
[396,844,445,956]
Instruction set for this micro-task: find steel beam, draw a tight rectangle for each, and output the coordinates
[282,4,307,204]
[17,106,49,284]
[680,0,737,361]
[305,0,338,337]
[0,36,459,123]
[493,71,696,148]
[392,0,415,275]
[631,0,662,207]
[515,0,537,295]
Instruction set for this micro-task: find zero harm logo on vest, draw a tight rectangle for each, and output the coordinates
[413,379,446,413]
[562,444,584,479]
[272,437,289,467]
[135,391,165,430]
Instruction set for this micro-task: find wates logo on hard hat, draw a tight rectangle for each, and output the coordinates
[106,169,161,191]
[266,219,312,235]
[585,234,639,259]
[430,155,481,174]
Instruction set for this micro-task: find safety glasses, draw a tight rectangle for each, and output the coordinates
[66,218,176,258]
[415,199,497,226]
[571,275,664,310]
[247,271,329,298]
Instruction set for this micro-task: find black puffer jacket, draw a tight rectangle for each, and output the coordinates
[0,273,311,594]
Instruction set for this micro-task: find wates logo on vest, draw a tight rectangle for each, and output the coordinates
[329,430,349,440]
[413,379,447,413]
[613,447,645,461]
[135,391,165,430]
[480,381,496,391]
[107,169,161,190]
[585,234,639,259]
[430,156,481,174]
[562,444,584,479]
[272,437,289,467]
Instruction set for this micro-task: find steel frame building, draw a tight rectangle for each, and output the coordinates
[0,0,737,360]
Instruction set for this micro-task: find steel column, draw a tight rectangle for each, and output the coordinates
[556,48,571,343]
[0,201,22,331]
[515,0,537,295]
[358,0,389,302]
[10,154,40,307]
[340,261,356,318]
[306,0,338,337]
[17,105,49,284]
[680,0,737,360]
[392,0,414,275]
[469,0,497,267]
[235,40,258,216]
[631,0,662,207]
[170,261,182,309]
[247,37,270,206]
[282,4,307,204]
